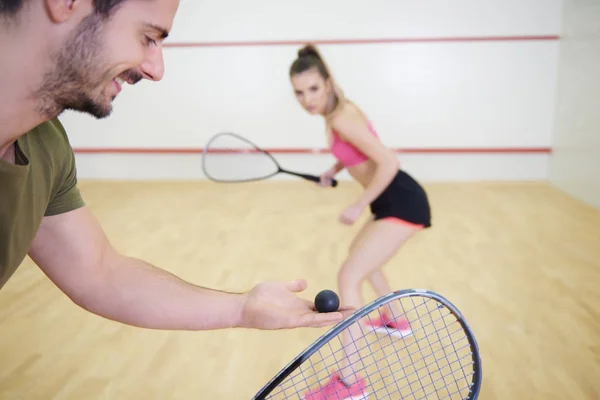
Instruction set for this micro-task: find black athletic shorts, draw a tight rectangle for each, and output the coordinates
[369,169,432,228]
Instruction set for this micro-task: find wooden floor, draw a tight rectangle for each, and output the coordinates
[1,180,599,399]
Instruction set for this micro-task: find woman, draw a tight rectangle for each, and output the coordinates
[289,44,432,399]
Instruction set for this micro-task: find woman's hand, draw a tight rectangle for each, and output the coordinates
[318,167,338,187]
[339,202,366,225]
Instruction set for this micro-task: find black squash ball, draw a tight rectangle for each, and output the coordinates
[314,289,340,313]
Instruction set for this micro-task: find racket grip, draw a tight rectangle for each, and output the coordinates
[282,170,338,188]
[315,176,338,187]
[316,177,338,187]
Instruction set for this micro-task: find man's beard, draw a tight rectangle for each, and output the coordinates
[33,13,141,119]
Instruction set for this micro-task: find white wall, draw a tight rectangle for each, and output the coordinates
[59,0,564,181]
[548,0,600,208]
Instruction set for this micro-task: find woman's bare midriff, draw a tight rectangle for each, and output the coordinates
[346,160,378,188]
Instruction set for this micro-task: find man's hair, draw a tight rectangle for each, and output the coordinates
[0,0,24,15]
[92,0,128,17]
[0,0,127,18]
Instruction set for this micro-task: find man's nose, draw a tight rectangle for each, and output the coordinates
[140,47,165,81]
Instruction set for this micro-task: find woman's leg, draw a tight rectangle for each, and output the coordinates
[348,216,412,320]
[348,216,398,311]
[368,269,394,297]
[348,214,375,253]
[337,219,421,385]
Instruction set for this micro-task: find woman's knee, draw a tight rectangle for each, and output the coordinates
[337,262,365,289]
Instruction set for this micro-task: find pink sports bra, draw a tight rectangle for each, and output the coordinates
[330,121,380,167]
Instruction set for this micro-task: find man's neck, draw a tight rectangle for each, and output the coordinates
[0,143,16,164]
[0,19,56,156]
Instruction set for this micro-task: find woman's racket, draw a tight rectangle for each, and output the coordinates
[201,132,338,187]
[252,289,483,399]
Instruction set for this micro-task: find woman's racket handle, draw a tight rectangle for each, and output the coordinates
[282,170,338,188]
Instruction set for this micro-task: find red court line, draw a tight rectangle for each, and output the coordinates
[164,35,560,48]
[73,147,552,155]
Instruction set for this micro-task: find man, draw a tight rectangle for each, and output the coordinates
[0,0,351,331]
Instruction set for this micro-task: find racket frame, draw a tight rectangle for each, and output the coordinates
[202,132,338,187]
[252,288,483,400]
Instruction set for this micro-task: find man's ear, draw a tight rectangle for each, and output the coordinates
[45,0,84,23]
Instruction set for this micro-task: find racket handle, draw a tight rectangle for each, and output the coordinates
[283,170,338,187]
[320,177,339,187]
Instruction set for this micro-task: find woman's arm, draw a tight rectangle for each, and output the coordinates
[329,160,345,175]
[330,109,399,208]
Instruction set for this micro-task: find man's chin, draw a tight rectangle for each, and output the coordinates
[64,100,113,119]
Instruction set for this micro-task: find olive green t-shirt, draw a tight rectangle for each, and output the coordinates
[0,118,85,289]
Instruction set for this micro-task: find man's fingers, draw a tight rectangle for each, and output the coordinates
[312,312,344,327]
[301,299,316,310]
[285,279,307,293]
[284,305,356,329]
[301,305,357,327]
[337,305,356,314]
[338,308,355,319]
[300,311,345,327]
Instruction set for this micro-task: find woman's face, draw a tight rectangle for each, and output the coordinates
[290,68,332,115]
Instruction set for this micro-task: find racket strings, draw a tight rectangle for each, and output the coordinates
[262,297,477,399]
[270,329,474,399]
[398,296,476,398]
[202,133,280,182]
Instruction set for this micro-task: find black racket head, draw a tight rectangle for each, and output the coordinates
[201,132,281,183]
[253,289,482,400]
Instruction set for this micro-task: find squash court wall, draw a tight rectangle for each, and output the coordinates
[59,0,565,183]
[548,0,600,209]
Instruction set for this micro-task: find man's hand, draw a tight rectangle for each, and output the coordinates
[239,279,354,329]
[28,207,354,331]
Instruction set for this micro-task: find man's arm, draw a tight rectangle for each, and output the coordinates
[28,206,350,331]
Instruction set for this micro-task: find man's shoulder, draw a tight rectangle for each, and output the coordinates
[47,117,69,136]
[21,117,74,158]
[24,117,85,216]
[29,117,70,143]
